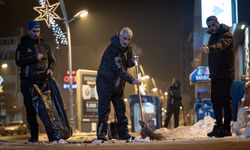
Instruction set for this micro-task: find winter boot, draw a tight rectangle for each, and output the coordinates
[215,126,232,137]
[27,137,38,144]
[207,125,222,137]
[119,133,135,141]
[97,132,108,141]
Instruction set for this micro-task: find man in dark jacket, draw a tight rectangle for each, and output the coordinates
[96,27,141,141]
[164,78,182,128]
[15,20,56,143]
[202,16,235,137]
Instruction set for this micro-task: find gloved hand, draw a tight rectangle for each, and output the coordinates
[133,79,141,85]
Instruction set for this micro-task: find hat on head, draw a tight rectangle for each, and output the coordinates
[171,77,180,86]
[28,20,40,30]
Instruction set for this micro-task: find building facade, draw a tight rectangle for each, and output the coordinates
[0,37,23,124]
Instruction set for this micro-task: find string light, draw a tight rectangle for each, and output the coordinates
[38,0,45,6]
[34,0,61,28]
[50,18,68,45]
[34,0,68,46]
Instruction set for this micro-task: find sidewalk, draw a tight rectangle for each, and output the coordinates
[1,127,250,150]
[1,134,250,150]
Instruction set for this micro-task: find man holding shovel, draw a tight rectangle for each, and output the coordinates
[96,27,141,141]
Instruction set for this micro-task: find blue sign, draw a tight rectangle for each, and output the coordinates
[63,83,77,89]
[189,66,210,83]
[195,98,215,121]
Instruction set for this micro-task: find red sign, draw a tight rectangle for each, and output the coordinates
[63,70,77,83]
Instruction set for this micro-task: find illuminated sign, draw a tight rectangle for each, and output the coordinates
[201,0,232,27]
[0,75,3,93]
[189,66,210,82]
[196,88,209,93]
[75,69,98,132]
[63,70,77,90]
[63,84,77,89]
[245,27,249,75]
[0,76,3,85]
[81,74,98,117]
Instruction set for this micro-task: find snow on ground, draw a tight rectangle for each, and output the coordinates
[154,106,250,140]
[231,107,250,138]
[67,131,96,141]
[154,116,215,139]
[9,107,249,143]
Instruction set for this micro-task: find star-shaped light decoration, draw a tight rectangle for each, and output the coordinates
[33,0,61,28]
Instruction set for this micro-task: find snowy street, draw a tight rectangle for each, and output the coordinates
[1,108,250,149]
[0,135,250,150]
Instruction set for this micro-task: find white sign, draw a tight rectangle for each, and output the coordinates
[201,0,232,27]
[0,75,3,85]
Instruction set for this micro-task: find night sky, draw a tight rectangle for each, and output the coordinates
[0,0,249,90]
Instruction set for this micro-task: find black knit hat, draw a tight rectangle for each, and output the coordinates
[28,20,40,30]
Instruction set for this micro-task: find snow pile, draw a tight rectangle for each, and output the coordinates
[231,107,250,138]
[68,131,96,141]
[242,123,250,138]
[153,107,250,140]
[154,116,215,139]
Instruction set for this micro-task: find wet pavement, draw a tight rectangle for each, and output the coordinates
[1,132,250,150]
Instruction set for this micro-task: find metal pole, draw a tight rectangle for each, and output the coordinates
[59,0,74,130]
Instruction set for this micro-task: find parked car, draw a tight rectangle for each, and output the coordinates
[0,122,5,136]
[4,121,28,135]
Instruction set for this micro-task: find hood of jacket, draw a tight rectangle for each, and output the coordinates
[207,23,230,35]
[110,35,129,52]
[20,34,44,44]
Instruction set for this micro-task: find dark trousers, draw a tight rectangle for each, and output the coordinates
[21,78,57,141]
[96,76,129,138]
[211,78,233,128]
[21,79,39,140]
[164,106,180,128]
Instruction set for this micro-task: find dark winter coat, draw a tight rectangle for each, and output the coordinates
[15,35,55,82]
[97,35,135,92]
[167,85,182,108]
[207,24,235,79]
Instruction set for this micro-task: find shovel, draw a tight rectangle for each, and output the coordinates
[133,56,144,124]
[134,56,162,140]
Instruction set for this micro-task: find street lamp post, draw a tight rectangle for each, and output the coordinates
[59,0,88,131]
[59,0,74,130]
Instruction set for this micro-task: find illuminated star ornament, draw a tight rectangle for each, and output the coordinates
[34,0,67,46]
[34,0,61,28]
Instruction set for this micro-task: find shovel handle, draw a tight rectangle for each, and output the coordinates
[134,57,144,122]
